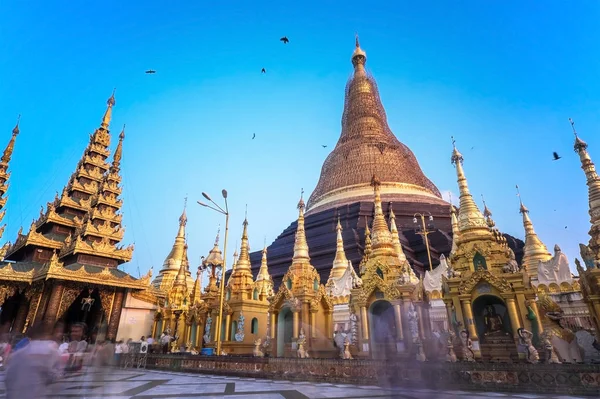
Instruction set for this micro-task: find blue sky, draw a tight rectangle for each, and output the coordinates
[1,1,599,277]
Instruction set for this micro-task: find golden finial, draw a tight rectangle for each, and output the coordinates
[570,117,588,151]
[569,118,577,138]
[297,188,305,210]
[351,33,367,68]
[179,196,188,226]
[111,124,125,168]
[119,124,125,140]
[355,33,360,48]
[214,226,220,245]
[101,88,116,129]
[450,136,463,164]
[481,194,491,217]
[516,184,527,213]
[2,115,21,164]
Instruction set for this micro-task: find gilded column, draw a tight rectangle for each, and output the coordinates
[310,310,317,338]
[461,299,478,340]
[151,319,158,339]
[506,298,522,338]
[393,303,403,340]
[43,281,64,325]
[416,305,425,340]
[270,313,276,339]
[292,310,299,339]
[360,306,369,340]
[107,289,125,340]
[224,313,232,341]
[325,311,333,339]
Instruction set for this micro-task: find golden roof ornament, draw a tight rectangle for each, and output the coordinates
[369,174,394,256]
[450,137,490,236]
[101,88,116,130]
[516,184,551,275]
[389,204,407,263]
[363,217,372,259]
[203,227,224,267]
[570,118,600,264]
[254,246,274,298]
[292,189,310,261]
[2,114,20,164]
[111,125,125,171]
[351,34,367,74]
[449,196,459,258]
[330,217,349,280]
[235,217,252,272]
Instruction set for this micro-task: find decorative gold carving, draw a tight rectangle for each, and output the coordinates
[99,289,114,318]
[57,286,82,320]
[458,270,512,294]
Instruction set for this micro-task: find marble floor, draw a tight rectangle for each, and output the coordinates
[0,368,594,398]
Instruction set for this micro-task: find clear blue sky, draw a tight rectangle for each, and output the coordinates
[1,1,599,276]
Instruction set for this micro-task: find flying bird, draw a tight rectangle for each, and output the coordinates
[552,152,561,161]
[145,69,156,74]
[261,68,266,74]
[252,133,256,140]
[280,36,289,44]
[322,145,327,148]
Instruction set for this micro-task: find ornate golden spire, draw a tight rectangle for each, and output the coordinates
[516,185,551,275]
[449,198,459,258]
[330,217,349,280]
[234,218,252,272]
[111,125,125,171]
[152,199,192,292]
[292,189,310,261]
[450,137,490,237]
[203,227,223,268]
[364,217,372,258]
[370,175,394,256]
[571,118,600,264]
[101,88,116,130]
[190,267,203,305]
[389,205,407,262]
[481,194,507,247]
[1,115,19,164]
[254,246,274,299]
[351,34,367,76]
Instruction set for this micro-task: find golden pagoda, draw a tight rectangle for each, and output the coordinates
[0,93,149,340]
[571,119,600,340]
[268,192,334,357]
[221,217,271,355]
[443,139,539,361]
[349,175,429,359]
[152,201,194,293]
[517,189,552,279]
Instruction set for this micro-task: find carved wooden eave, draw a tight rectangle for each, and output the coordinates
[32,258,150,289]
[70,179,99,195]
[61,236,133,263]
[99,180,122,196]
[268,284,293,313]
[90,207,122,224]
[105,171,122,185]
[89,143,110,158]
[36,207,83,230]
[5,229,63,258]
[0,262,37,282]
[80,220,124,242]
[0,196,7,209]
[131,289,161,305]
[59,194,92,212]
[93,192,123,209]
[83,154,110,171]
[76,164,104,182]
[458,269,512,295]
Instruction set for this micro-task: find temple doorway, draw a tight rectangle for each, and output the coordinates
[472,295,516,362]
[276,307,293,357]
[62,288,103,341]
[0,290,26,334]
[369,300,396,359]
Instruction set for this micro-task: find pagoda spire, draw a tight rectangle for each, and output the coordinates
[370,175,394,257]
[516,185,551,275]
[450,138,491,238]
[111,125,125,172]
[364,217,372,258]
[235,218,252,272]
[190,267,203,305]
[449,199,460,258]
[254,246,274,299]
[389,204,407,262]
[292,189,310,262]
[152,199,192,292]
[330,217,349,280]
[571,118,600,264]
[0,116,20,248]
[481,194,507,247]
[101,88,116,130]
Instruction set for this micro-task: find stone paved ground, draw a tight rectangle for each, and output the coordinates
[0,368,594,398]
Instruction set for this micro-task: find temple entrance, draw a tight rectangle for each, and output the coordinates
[62,288,104,341]
[0,290,26,334]
[472,295,516,362]
[369,300,396,359]
[276,307,293,357]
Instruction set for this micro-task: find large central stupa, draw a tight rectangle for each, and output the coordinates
[250,38,523,287]
[307,37,443,214]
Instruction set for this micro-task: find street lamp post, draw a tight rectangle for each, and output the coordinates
[413,212,435,271]
[198,190,229,356]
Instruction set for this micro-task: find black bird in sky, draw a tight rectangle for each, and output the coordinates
[322,145,327,148]
[553,152,561,161]
[280,36,289,44]
[145,69,156,74]
[252,133,256,140]
[261,68,266,74]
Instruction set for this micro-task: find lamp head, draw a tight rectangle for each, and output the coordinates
[221,189,228,199]
[413,217,418,224]
[429,215,434,222]
[202,192,212,201]
[197,201,208,207]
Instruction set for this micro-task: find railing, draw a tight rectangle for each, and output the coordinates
[120,354,600,395]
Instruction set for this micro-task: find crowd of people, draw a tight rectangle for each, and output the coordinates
[1,321,146,399]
